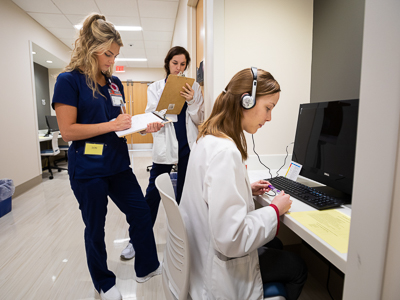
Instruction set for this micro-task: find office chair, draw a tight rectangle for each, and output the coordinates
[155,173,287,300]
[40,131,67,180]
[58,144,69,162]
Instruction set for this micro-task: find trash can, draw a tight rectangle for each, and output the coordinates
[170,172,178,199]
[0,179,15,218]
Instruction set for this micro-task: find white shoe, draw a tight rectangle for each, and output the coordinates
[120,243,135,260]
[100,285,122,300]
[136,262,162,283]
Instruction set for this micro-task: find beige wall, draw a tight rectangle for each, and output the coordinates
[0,0,71,187]
[207,0,314,156]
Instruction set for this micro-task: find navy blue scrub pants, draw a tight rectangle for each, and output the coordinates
[258,237,308,300]
[146,152,189,226]
[70,168,159,293]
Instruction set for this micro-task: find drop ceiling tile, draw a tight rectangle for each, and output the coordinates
[95,0,139,17]
[65,14,89,25]
[28,13,72,28]
[143,31,172,42]
[145,40,171,49]
[106,16,141,27]
[47,27,79,39]
[121,47,146,57]
[119,31,144,42]
[147,56,165,68]
[122,40,145,49]
[12,0,61,13]
[52,0,100,15]
[141,17,175,31]
[138,0,178,18]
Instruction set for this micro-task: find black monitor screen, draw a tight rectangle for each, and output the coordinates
[45,115,59,134]
[292,99,359,198]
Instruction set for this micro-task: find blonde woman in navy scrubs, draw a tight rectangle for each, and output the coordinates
[52,13,161,300]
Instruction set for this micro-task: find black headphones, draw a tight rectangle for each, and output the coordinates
[240,67,258,109]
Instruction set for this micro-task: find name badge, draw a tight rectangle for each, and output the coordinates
[109,89,123,107]
[84,143,104,155]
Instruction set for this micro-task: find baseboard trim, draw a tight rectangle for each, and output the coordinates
[14,175,42,198]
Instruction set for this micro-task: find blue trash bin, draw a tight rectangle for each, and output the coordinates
[0,179,15,218]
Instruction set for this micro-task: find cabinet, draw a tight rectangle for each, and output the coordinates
[122,81,153,144]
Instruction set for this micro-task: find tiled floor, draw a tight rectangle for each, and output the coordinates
[0,156,333,300]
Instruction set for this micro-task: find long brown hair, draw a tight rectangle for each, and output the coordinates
[198,68,281,161]
[63,13,123,98]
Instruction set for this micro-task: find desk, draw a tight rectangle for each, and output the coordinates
[39,134,62,142]
[248,170,351,273]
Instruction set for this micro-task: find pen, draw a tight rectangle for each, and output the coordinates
[268,184,281,194]
[120,99,126,114]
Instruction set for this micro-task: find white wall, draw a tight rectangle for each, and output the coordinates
[343,0,400,298]
[0,0,71,187]
[172,0,188,49]
[206,0,314,158]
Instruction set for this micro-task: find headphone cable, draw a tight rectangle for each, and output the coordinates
[252,134,273,179]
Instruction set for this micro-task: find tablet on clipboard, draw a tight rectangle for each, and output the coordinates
[156,75,195,114]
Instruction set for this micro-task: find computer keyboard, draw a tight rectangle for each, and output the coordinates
[267,176,344,210]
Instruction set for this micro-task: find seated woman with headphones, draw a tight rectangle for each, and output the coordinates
[179,68,308,300]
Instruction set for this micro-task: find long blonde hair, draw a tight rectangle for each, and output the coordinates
[198,68,281,161]
[63,13,123,98]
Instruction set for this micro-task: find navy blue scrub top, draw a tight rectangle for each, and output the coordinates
[173,102,190,158]
[52,70,130,179]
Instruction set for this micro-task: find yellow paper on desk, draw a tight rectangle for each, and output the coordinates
[289,210,350,253]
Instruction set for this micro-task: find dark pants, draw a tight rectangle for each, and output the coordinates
[145,153,190,226]
[70,169,159,293]
[258,237,308,300]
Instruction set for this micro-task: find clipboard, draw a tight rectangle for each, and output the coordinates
[114,111,172,137]
[156,75,195,114]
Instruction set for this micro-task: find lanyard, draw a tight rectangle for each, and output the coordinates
[107,77,119,92]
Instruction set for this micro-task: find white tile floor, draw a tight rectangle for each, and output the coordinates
[0,156,332,300]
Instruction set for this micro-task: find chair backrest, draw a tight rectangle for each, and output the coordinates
[155,173,190,300]
[51,131,60,155]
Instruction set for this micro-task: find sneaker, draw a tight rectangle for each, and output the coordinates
[100,285,122,300]
[136,263,163,283]
[120,242,135,260]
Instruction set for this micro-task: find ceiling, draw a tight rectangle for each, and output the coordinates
[12,0,180,68]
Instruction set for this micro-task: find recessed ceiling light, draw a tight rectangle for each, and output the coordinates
[74,25,142,31]
[115,58,147,62]
[32,51,36,54]
[46,60,53,63]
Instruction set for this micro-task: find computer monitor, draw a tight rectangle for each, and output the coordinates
[291,99,359,203]
[45,115,59,136]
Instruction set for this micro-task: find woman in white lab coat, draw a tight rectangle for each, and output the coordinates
[179,68,307,300]
[120,46,204,260]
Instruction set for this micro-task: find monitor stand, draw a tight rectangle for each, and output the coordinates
[44,128,51,137]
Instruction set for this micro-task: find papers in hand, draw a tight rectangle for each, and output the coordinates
[114,111,170,137]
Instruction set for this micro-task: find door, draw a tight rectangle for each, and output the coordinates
[122,81,153,144]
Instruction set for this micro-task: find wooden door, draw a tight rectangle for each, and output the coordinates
[122,81,153,144]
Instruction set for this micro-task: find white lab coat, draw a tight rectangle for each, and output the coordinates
[145,79,204,164]
[179,135,279,300]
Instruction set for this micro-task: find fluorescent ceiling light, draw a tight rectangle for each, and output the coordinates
[74,25,142,31]
[32,51,36,54]
[115,58,147,62]
[46,60,53,63]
